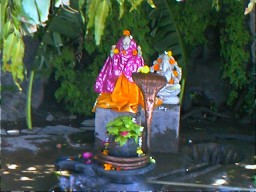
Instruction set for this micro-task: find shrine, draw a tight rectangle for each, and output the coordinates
[94,31,182,153]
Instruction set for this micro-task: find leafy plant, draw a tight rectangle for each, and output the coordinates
[106,116,144,146]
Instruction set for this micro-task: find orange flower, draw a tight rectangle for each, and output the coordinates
[102,149,109,155]
[154,63,160,71]
[122,50,126,55]
[114,48,119,54]
[157,58,162,63]
[132,49,138,56]
[173,70,178,77]
[116,167,121,171]
[123,30,130,36]
[169,79,174,84]
[104,164,112,171]
[170,58,176,65]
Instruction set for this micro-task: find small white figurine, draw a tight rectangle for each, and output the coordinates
[150,51,182,104]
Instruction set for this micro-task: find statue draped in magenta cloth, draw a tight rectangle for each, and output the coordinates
[92,30,145,113]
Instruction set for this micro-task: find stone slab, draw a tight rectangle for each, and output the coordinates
[94,105,180,153]
[140,105,180,153]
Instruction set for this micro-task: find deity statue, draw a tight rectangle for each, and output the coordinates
[92,30,145,113]
[150,51,182,104]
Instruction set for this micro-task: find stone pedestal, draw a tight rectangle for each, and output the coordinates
[140,105,180,153]
[94,105,180,153]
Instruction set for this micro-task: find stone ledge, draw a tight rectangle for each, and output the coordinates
[95,106,180,153]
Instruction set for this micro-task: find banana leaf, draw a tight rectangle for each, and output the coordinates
[148,0,187,71]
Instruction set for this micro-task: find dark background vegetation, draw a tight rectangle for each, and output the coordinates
[2,0,255,124]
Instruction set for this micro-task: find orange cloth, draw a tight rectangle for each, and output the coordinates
[92,74,144,113]
[92,74,163,113]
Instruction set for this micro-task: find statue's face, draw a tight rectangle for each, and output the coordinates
[122,36,131,50]
[161,55,170,72]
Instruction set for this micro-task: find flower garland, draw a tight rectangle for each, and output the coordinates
[114,48,140,56]
[152,50,180,84]
[112,30,139,57]
[123,29,130,36]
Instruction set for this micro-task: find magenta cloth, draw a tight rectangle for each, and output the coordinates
[94,37,144,93]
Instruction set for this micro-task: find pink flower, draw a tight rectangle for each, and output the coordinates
[83,152,93,159]
[85,159,93,164]
[120,131,129,136]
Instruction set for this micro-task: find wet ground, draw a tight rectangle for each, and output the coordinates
[1,112,255,191]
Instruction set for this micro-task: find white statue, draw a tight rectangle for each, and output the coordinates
[150,51,182,104]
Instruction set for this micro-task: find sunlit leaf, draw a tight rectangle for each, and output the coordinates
[117,0,125,18]
[244,2,255,15]
[21,22,37,34]
[22,0,40,25]
[35,0,51,23]
[55,0,70,7]
[94,0,110,45]
[11,37,25,81]
[3,20,13,38]
[129,0,143,12]
[2,31,24,90]
[78,0,86,23]
[55,0,62,7]
[147,0,156,8]
[211,0,220,11]
[3,32,16,67]
[1,0,8,38]
[52,32,63,47]
[12,1,23,28]
[86,0,100,32]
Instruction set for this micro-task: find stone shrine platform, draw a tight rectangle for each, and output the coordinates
[94,105,180,153]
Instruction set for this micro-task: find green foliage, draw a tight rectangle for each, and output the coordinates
[169,0,218,50]
[242,67,256,115]
[2,1,25,91]
[149,0,186,70]
[84,1,154,63]
[1,0,52,91]
[50,46,96,116]
[2,0,254,120]
[151,0,253,114]
[219,0,251,107]
[29,0,154,117]
[39,0,253,117]
[84,0,155,45]
[106,116,143,146]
